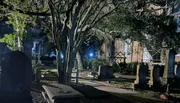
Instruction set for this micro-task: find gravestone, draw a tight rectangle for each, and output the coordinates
[159,65,165,77]
[148,64,161,87]
[0,51,32,102]
[98,65,114,79]
[175,64,180,79]
[134,63,148,88]
[162,49,176,85]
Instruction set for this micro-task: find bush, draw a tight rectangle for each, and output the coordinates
[82,59,108,71]
[33,66,58,82]
[112,62,138,75]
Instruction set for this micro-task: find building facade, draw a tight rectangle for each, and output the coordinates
[99,38,180,64]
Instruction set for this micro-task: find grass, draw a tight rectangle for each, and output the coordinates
[108,76,180,102]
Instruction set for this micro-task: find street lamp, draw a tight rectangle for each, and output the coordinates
[89,52,94,58]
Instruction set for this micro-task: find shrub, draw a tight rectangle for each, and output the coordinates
[112,62,138,75]
[82,59,108,71]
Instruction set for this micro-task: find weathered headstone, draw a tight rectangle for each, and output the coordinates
[0,51,32,102]
[134,63,148,88]
[148,64,161,87]
[173,64,180,88]
[175,64,180,79]
[159,65,165,77]
[98,65,114,79]
[162,49,176,84]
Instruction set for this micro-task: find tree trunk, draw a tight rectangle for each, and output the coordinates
[56,49,65,83]
[62,42,77,85]
[76,52,83,71]
[56,49,76,85]
[17,36,24,51]
[65,52,76,84]
[37,44,41,65]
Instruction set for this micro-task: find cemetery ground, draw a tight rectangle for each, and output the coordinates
[31,79,136,103]
[1,51,179,103]
[78,71,180,103]
[1,64,179,103]
[32,68,180,103]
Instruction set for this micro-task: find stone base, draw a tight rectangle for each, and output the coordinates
[54,98,80,103]
[133,83,149,89]
[148,81,161,88]
[175,78,180,83]
[0,92,32,103]
[149,84,163,91]
[170,78,180,88]
[161,77,177,85]
[97,75,115,80]
[160,77,168,85]
[0,98,32,103]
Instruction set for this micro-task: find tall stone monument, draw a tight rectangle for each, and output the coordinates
[162,49,176,85]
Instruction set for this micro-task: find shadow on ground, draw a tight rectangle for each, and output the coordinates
[31,82,179,103]
[71,84,135,103]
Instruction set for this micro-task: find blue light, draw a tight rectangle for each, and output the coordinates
[60,52,64,59]
[89,53,94,57]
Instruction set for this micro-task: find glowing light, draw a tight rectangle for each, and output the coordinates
[60,52,64,59]
[89,53,94,57]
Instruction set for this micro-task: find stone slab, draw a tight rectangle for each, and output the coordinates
[42,83,84,100]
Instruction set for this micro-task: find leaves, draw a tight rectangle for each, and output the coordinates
[0,33,16,50]
[6,11,29,38]
[96,1,180,50]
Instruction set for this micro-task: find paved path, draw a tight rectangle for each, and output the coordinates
[79,79,138,95]
[78,79,166,103]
